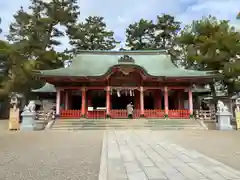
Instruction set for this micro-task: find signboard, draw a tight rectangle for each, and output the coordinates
[9,108,20,130]
[236,112,240,129]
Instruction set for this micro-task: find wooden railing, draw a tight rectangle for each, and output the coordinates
[195,109,216,121]
[110,109,128,119]
[110,109,141,119]
[168,110,190,119]
[144,109,165,118]
[87,110,106,119]
[60,110,81,118]
[60,109,191,119]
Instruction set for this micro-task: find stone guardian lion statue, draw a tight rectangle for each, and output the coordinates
[23,101,36,113]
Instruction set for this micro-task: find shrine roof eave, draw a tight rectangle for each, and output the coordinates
[36,68,217,80]
[32,83,56,93]
[38,74,217,81]
[35,51,216,78]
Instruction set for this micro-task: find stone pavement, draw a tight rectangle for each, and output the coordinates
[0,131,103,180]
[99,130,240,180]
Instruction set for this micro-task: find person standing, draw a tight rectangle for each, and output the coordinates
[127,102,133,119]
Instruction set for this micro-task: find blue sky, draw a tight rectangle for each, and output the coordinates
[0,0,239,51]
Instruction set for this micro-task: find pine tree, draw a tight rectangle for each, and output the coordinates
[69,16,118,54]
[154,14,181,49]
[125,15,180,52]
[0,17,2,34]
[177,16,240,95]
[125,19,155,50]
[4,0,80,95]
[8,0,80,70]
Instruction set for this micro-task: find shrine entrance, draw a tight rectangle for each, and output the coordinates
[87,90,106,109]
[111,89,137,109]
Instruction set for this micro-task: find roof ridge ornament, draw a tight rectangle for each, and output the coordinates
[118,55,135,63]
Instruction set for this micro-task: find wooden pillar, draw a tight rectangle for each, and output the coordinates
[164,86,169,115]
[65,91,69,110]
[188,88,193,115]
[106,86,110,115]
[81,87,86,117]
[140,86,144,116]
[56,88,61,116]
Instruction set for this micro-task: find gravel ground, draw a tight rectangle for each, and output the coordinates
[150,130,240,171]
[0,130,103,180]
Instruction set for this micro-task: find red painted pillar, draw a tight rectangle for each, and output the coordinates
[164,86,169,115]
[188,88,193,115]
[81,87,86,117]
[140,86,144,116]
[106,86,110,116]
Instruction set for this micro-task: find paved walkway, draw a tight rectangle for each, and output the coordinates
[99,130,240,180]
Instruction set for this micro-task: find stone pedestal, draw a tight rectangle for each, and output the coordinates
[216,111,233,130]
[20,111,36,131]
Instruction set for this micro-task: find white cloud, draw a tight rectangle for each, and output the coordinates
[0,0,239,51]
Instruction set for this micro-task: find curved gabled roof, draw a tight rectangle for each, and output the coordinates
[38,50,212,78]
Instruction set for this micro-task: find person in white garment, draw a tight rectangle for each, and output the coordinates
[127,102,133,119]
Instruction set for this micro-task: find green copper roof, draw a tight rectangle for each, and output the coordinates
[39,50,212,78]
[32,83,56,93]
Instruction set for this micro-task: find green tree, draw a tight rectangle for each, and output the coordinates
[125,14,181,56]
[154,14,181,49]
[177,16,240,96]
[8,0,80,70]
[0,17,2,34]
[125,19,155,50]
[69,16,117,54]
[5,0,80,96]
[237,12,240,19]
[0,41,31,97]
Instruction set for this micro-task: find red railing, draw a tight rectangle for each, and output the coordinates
[168,110,190,119]
[60,109,190,119]
[86,110,106,119]
[110,109,128,119]
[144,109,165,118]
[60,110,81,118]
[133,109,141,119]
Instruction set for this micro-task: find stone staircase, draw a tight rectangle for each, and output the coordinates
[50,118,206,130]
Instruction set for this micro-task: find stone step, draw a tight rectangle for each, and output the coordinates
[53,123,200,127]
[52,125,202,129]
[54,120,198,124]
[51,126,204,130]
[50,119,205,130]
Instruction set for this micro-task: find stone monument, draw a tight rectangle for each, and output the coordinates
[216,100,233,130]
[20,101,36,131]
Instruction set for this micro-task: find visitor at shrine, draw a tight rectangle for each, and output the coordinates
[127,102,133,119]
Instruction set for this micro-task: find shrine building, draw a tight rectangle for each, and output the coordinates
[33,50,213,119]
